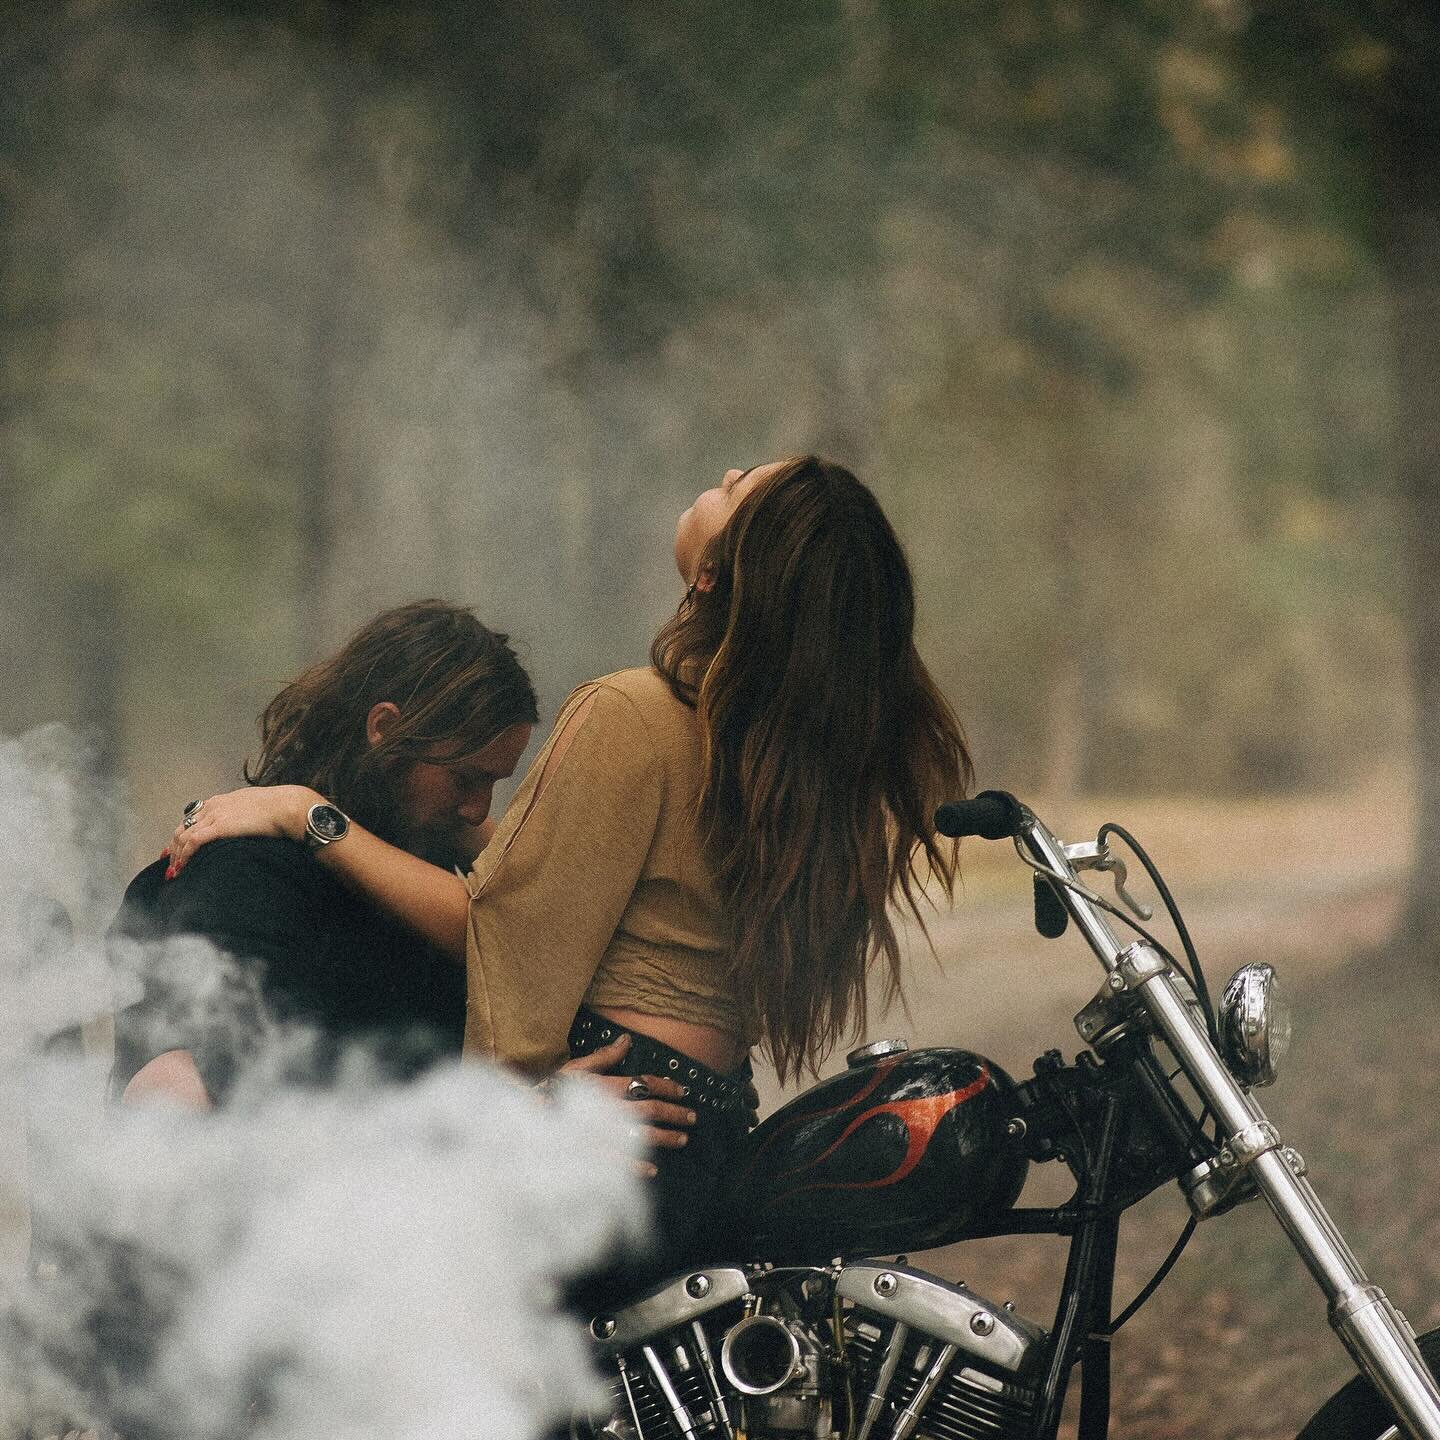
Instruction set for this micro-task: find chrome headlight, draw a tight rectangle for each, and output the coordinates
[1217,962,1291,1088]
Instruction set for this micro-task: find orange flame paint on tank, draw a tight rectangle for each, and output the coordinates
[765,1067,992,1203]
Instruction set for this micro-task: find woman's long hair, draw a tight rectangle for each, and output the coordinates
[247,600,538,839]
[652,457,974,1084]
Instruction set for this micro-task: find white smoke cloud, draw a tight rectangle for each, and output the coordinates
[0,726,646,1440]
[0,726,122,1062]
[9,1058,640,1440]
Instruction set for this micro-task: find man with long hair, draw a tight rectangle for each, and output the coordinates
[110,600,539,1107]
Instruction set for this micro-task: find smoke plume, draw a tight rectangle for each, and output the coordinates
[0,726,644,1440]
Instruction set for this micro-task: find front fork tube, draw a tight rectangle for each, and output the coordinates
[1136,959,1440,1440]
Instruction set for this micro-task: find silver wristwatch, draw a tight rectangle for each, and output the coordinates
[304,801,351,850]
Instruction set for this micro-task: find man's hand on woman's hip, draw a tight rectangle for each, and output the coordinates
[557,1033,697,1178]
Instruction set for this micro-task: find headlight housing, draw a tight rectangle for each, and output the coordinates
[1217,962,1291,1088]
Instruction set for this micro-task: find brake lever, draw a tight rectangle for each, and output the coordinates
[1104,853,1154,921]
[1062,841,1154,922]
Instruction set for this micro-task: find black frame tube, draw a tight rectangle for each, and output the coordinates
[1028,1090,1125,1440]
[1076,1214,1121,1440]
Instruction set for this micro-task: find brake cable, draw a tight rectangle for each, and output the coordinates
[1105,1216,1199,1336]
[1099,823,1213,1041]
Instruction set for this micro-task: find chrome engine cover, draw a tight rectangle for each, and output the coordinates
[577,1261,1046,1440]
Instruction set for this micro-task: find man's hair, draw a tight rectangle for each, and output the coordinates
[246,601,538,835]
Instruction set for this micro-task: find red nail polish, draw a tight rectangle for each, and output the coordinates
[164,865,178,881]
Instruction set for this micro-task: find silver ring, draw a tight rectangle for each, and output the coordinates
[182,800,204,828]
[625,1078,651,1101]
[183,798,204,817]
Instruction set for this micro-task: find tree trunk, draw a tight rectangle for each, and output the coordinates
[1376,121,1440,940]
[295,20,367,661]
[295,117,359,660]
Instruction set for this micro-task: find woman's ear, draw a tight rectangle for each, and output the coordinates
[365,701,402,748]
[694,562,718,593]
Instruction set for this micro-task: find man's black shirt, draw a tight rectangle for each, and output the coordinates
[110,836,465,1101]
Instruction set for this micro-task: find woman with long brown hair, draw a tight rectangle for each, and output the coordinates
[167,456,973,1270]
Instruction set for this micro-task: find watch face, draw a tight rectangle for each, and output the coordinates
[308,803,349,843]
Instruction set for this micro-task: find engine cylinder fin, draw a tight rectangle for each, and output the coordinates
[913,1366,1037,1440]
[607,1353,725,1440]
[643,1346,699,1440]
[846,1322,1036,1440]
[616,1355,648,1440]
[888,1340,957,1440]
[611,1357,669,1438]
[856,1320,909,1440]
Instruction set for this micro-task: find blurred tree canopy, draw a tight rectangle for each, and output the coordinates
[0,0,1419,859]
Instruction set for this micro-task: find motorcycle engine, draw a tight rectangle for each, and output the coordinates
[576,1261,1045,1440]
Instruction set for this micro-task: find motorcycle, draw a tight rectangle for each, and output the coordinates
[572,791,1440,1440]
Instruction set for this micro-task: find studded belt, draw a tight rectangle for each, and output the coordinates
[567,1005,752,1117]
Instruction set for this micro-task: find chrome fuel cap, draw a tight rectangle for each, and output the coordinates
[846,1038,910,1068]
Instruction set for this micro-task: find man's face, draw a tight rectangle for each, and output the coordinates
[390,723,533,868]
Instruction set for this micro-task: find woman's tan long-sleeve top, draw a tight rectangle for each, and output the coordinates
[462,666,749,1075]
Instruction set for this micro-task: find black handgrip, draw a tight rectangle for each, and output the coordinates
[1033,874,1069,939]
[934,789,1026,840]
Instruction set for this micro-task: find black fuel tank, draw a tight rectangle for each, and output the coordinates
[716,1044,1028,1262]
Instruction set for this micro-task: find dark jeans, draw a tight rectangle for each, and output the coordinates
[566,1007,750,1310]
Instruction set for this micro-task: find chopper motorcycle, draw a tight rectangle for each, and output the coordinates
[572,791,1440,1440]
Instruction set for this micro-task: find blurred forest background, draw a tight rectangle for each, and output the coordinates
[4,2,1440,1436]
[2,0,1434,861]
